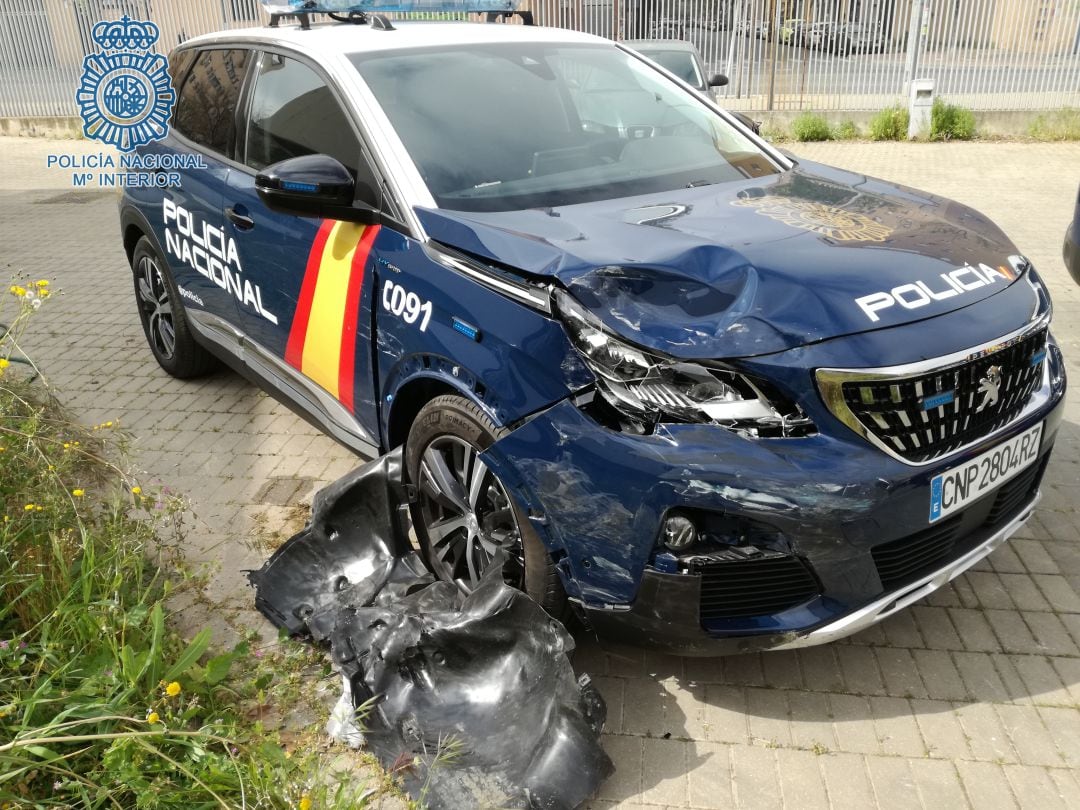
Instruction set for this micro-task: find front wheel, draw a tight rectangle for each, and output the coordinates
[405,394,567,615]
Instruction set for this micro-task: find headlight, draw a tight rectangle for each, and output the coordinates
[556,290,814,437]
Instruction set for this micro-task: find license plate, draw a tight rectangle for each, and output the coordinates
[929,423,1042,522]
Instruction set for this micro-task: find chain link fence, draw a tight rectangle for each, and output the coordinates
[2,0,1079,117]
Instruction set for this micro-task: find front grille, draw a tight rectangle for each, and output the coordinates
[694,555,819,619]
[839,328,1047,463]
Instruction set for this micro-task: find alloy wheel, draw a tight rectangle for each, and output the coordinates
[137,255,176,360]
[416,435,525,592]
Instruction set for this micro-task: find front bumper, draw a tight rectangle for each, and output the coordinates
[482,316,1066,655]
[583,490,1040,655]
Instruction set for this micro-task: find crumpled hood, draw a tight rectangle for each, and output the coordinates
[417,161,1024,358]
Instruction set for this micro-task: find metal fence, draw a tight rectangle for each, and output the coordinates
[2,0,1080,117]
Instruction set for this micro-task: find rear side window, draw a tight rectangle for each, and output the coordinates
[173,49,250,157]
[244,53,360,175]
[167,48,196,89]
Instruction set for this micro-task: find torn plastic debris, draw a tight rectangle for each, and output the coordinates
[248,448,613,809]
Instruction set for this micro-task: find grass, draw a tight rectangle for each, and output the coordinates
[832,120,860,141]
[868,106,910,141]
[1029,108,1080,141]
[790,112,832,142]
[929,98,976,141]
[0,281,382,808]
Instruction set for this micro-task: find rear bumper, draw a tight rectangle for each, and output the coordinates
[582,489,1041,656]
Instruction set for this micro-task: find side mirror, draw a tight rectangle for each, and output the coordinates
[708,73,729,88]
[256,154,378,224]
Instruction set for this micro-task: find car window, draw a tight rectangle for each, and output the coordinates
[352,43,778,212]
[642,51,703,89]
[244,53,361,176]
[172,49,250,157]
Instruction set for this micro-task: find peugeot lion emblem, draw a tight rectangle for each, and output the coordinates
[976,365,1003,413]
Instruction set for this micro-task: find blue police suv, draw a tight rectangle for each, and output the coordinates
[120,16,1066,653]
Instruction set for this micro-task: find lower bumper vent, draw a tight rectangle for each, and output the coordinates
[693,555,819,620]
[873,456,1046,591]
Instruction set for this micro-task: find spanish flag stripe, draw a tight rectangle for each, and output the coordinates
[300,221,369,399]
[284,218,336,369]
[338,224,381,412]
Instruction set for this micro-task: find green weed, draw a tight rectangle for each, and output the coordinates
[0,281,378,808]
[868,106,910,141]
[1029,108,1080,141]
[930,98,977,141]
[832,120,860,140]
[790,112,833,142]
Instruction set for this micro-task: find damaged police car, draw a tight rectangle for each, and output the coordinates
[120,12,1066,654]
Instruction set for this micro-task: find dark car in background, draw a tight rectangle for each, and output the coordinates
[1066,183,1080,284]
[831,22,883,54]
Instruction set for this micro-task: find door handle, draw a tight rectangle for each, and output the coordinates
[226,206,255,231]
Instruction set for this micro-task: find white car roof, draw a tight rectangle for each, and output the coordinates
[180,19,606,56]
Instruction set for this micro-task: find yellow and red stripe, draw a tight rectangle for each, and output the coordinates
[285,220,381,412]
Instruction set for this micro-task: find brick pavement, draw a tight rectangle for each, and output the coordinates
[3,137,1080,808]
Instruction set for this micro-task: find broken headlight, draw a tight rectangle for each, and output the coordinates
[556,290,814,437]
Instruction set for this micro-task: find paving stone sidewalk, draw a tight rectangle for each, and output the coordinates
[3,137,1080,809]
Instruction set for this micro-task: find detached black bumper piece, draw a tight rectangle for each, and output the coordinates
[249,449,613,810]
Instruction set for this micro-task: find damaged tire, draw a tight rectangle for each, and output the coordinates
[131,236,216,379]
[406,395,567,615]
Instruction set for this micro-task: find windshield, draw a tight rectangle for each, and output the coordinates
[349,43,779,212]
[638,49,702,88]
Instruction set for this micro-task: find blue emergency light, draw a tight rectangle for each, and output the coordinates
[261,0,519,19]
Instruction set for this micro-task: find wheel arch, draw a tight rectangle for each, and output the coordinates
[120,205,158,267]
[385,372,494,451]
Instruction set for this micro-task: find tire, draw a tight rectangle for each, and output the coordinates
[131,235,216,379]
[406,394,567,615]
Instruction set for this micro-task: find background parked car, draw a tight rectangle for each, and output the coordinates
[780,19,806,45]
[624,39,762,134]
[739,19,771,40]
[802,21,835,49]
[1065,183,1080,285]
[647,17,686,39]
[830,22,883,55]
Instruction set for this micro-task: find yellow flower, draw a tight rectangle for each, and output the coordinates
[0,359,8,369]
[147,711,160,724]
[165,681,181,697]
[9,286,25,298]
[131,486,142,496]
[23,504,34,511]
[298,796,312,810]
[35,506,43,512]
[36,280,49,288]
[72,489,85,497]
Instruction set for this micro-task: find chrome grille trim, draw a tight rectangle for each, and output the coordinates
[817,314,1052,467]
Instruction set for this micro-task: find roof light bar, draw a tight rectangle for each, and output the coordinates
[261,0,518,18]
